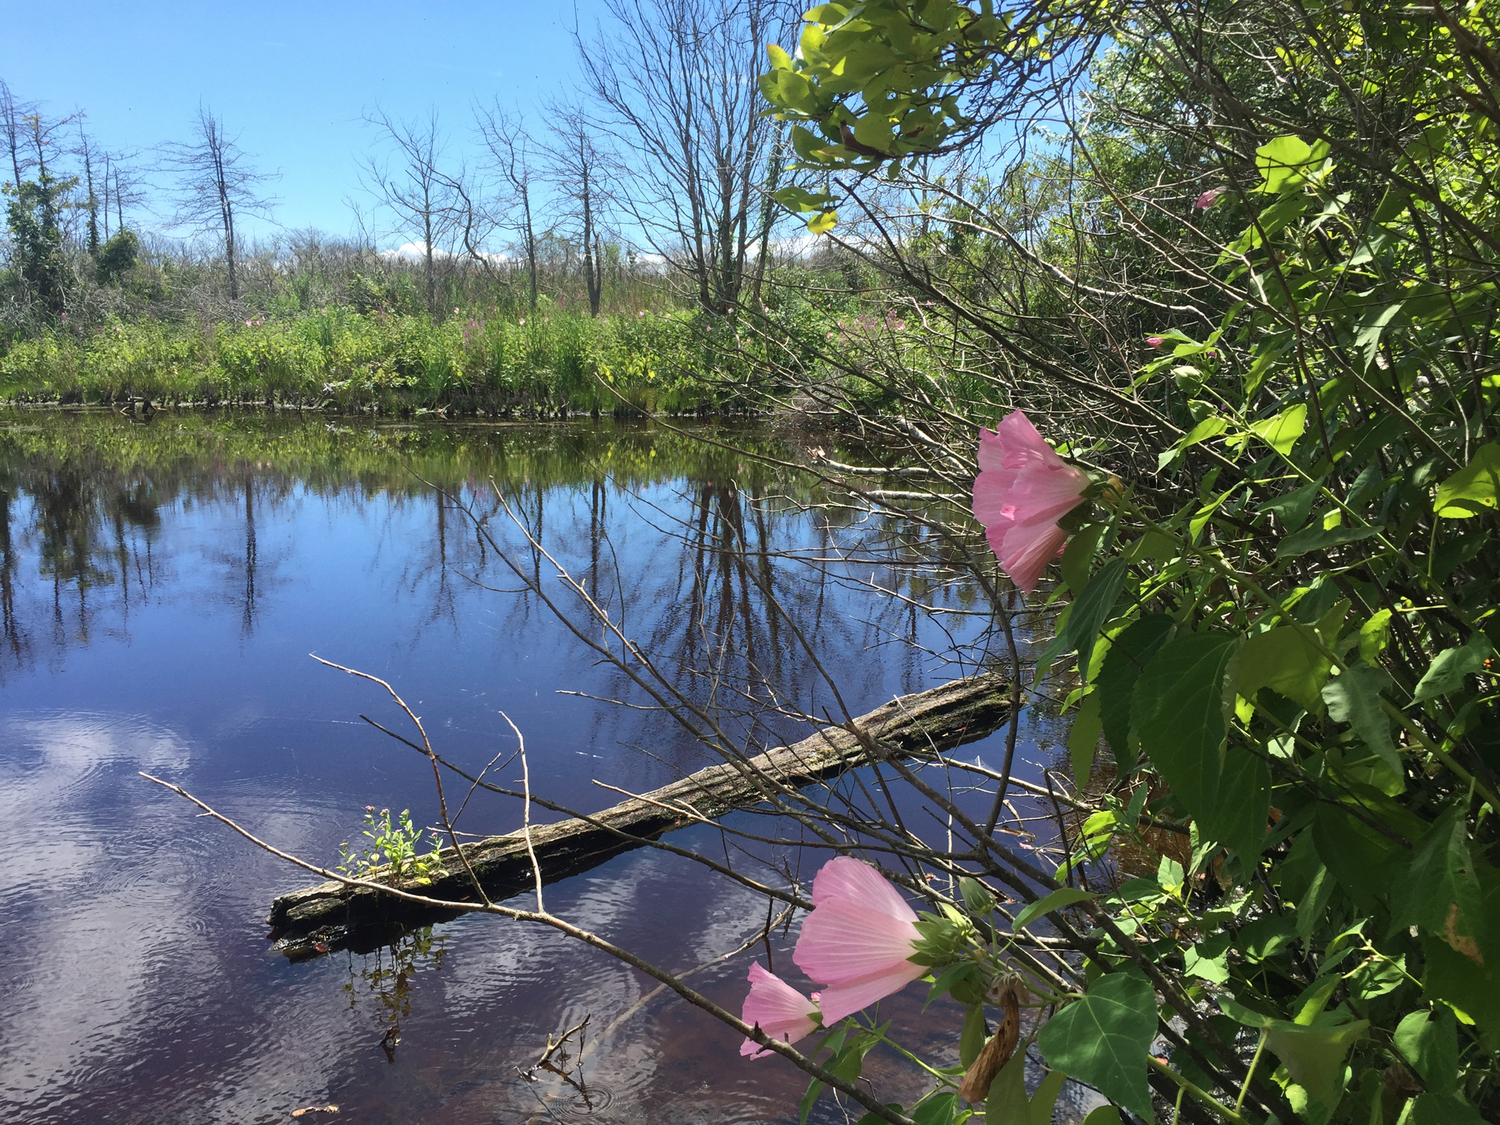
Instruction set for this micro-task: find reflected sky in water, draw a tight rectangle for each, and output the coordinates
[0,410,1047,1125]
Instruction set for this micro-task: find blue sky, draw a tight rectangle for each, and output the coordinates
[1,1,609,241]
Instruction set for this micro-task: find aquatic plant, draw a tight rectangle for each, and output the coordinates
[337,806,445,886]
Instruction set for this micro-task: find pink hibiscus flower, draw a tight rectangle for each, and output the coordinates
[1195,187,1223,209]
[1145,336,1165,349]
[740,962,819,1058]
[971,411,1090,593]
[792,857,927,1024]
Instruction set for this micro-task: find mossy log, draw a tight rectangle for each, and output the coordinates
[266,673,1009,958]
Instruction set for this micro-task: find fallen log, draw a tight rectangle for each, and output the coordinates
[266,672,1009,958]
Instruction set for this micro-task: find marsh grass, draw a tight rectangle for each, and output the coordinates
[0,303,765,415]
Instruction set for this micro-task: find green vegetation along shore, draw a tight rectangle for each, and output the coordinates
[0,303,790,416]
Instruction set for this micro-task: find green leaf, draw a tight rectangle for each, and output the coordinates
[1263,1019,1368,1111]
[1394,1009,1459,1095]
[927,960,982,1007]
[911,1091,959,1125]
[1392,805,1487,961]
[1080,1110,1122,1125]
[1256,134,1331,193]
[766,43,793,70]
[1160,415,1228,471]
[1413,633,1496,702]
[985,1051,1030,1125]
[1359,610,1392,663]
[1069,691,1103,789]
[1421,932,1500,1033]
[1321,663,1401,781]
[1237,627,1331,711]
[806,209,838,234]
[1028,1069,1067,1123]
[1311,800,1406,914]
[1036,972,1157,1120]
[1406,1093,1487,1125]
[1132,631,1238,821]
[1204,745,1272,863]
[1434,443,1500,518]
[1236,913,1297,962]
[1065,558,1130,680]
[1249,403,1307,456]
[1013,886,1097,931]
[1061,522,1106,595]
[1348,952,1405,1000]
[1259,476,1325,532]
[800,1076,824,1125]
[1097,614,1174,770]
[1276,521,1383,559]
[851,112,894,152]
[960,1001,988,1067]
[1354,303,1403,370]
[1184,932,1232,983]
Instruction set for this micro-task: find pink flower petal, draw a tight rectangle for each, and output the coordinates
[811,856,917,922]
[1005,460,1090,526]
[740,962,818,1058]
[978,410,1067,473]
[813,962,929,1025]
[995,519,1072,593]
[1146,336,1165,349]
[972,414,1089,593]
[1195,188,1223,209]
[972,467,1018,529]
[794,896,922,983]
[792,857,928,1023]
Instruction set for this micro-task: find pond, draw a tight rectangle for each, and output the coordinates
[0,409,1060,1125]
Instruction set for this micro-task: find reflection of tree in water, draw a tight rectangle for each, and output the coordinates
[0,449,167,673]
[456,466,989,777]
[0,414,990,708]
[203,471,294,636]
[342,926,448,1063]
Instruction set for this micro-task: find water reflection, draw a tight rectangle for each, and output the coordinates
[0,408,1011,1125]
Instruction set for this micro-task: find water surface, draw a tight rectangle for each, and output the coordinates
[0,409,1044,1124]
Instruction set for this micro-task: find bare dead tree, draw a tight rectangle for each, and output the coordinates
[98,149,147,242]
[542,101,613,317]
[161,105,279,302]
[0,79,37,191]
[361,106,462,317]
[74,120,100,255]
[574,0,793,314]
[475,101,541,314]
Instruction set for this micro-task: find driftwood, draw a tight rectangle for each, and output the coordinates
[266,672,1009,958]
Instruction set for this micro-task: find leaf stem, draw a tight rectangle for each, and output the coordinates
[1148,1056,1252,1125]
[1235,1029,1268,1114]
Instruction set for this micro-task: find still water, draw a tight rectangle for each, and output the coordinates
[0,409,1040,1125]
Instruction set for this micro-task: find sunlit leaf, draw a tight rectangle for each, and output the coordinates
[1036,972,1156,1119]
[1413,633,1496,702]
[1237,627,1330,711]
[1434,444,1500,518]
[1013,886,1097,931]
[1395,1009,1459,1095]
